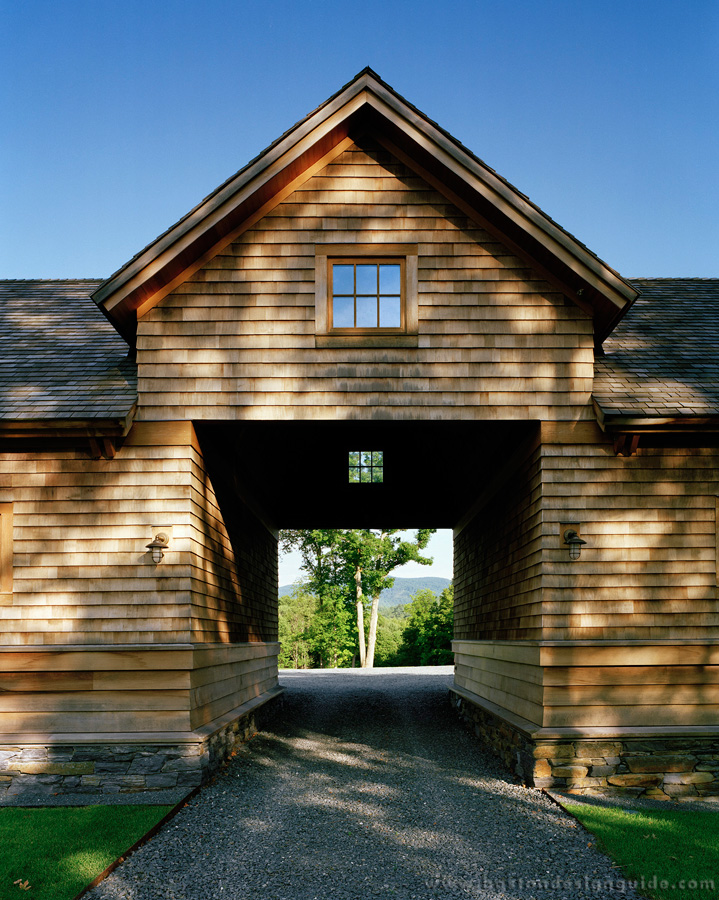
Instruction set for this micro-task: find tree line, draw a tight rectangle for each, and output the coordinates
[279,527,453,669]
[278,584,453,669]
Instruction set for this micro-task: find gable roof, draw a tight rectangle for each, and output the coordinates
[593,278,719,431]
[92,68,638,345]
[0,280,136,437]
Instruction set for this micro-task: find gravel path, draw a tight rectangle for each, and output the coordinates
[87,669,641,900]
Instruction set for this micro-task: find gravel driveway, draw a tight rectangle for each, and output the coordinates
[87,668,640,900]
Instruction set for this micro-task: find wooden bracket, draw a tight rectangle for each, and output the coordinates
[88,437,117,460]
[613,433,640,457]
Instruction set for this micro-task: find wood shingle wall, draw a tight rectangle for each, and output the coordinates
[136,139,594,423]
[539,436,719,732]
[453,438,544,727]
[454,443,543,643]
[0,443,192,647]
[541,440,719,641]
[454,428,719,734]
[189,445,277,645]
[0,423,279,742]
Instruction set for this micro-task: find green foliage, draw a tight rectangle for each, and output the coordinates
[395,585,454,666]
[277,589,315,669]
[277,582,454,669]
[0,805,172,900]
[373,614,404,666]
[308,583,354,668]
[280,528,436,667]
[382,603,410,620]
[278,586,355,669]
[566,805,719,900]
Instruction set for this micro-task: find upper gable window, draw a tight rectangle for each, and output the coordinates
[330,260,403,331]
[314,244,418,348]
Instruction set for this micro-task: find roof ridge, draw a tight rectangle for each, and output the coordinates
[629,276,719,282]
[0,278,104,284]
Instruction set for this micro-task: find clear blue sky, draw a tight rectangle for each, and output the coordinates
[2,1,717,583]
[2,0,718,280]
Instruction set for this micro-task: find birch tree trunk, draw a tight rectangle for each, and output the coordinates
[366,592,381,669]
[355,565,366,667]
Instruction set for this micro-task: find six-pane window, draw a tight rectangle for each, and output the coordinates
[331,261,403,330]
[348,451,384,483]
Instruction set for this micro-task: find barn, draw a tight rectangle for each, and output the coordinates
[1,69,717,799]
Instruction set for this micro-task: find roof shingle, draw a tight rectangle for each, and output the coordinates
[0,280,137,422]
[594,278,719,422]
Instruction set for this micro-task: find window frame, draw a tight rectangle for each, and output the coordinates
[348,450,384,484]
[314,244,418,348]
[329,258,406,333]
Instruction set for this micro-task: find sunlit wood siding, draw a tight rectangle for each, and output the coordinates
[539,642,719,731]
[0,442,192,646]
[136,138,594,422]
[453,427,719,732]
[0,422,279,739]
[541,441,719,641]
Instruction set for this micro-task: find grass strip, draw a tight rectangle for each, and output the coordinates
[0,805,173,900]
[565,804,718,900]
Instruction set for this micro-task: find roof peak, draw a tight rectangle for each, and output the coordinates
[92,71,638,344]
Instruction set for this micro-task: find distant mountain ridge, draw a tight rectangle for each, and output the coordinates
[279,575,451,608]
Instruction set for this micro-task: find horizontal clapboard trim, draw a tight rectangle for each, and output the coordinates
[539,641,719,667]
[543,705,718,728]
[0,643,279,739]
[453,639,719,731]
[454,666,543,726]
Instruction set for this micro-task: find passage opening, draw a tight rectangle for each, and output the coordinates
[279,528,453,670]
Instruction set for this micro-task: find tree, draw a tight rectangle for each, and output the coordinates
[280,528,436,669]
[372,613,404,666]
[395,584,454,666]
[308,583,354,668]
[277,589,315,669]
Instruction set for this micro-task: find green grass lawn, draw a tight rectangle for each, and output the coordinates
[566,804,718,900]
[0,805,173,900]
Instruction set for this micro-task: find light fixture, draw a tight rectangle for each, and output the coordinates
[146,532,170,563]
[563,529,586,561]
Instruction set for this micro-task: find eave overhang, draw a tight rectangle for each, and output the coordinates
[593,398,719,434]
[93,69,638,345]
[0,405,136,444]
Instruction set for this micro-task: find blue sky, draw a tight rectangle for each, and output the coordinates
[2,0,718,281]
[2,0,717,582]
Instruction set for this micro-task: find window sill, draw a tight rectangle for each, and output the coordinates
[315,334,419,349]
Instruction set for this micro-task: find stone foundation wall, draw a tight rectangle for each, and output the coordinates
[450,689,719,798]
[0,692,283,799]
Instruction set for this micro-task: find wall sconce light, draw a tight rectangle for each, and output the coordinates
[146,532,170,563]
[563,529,586,561]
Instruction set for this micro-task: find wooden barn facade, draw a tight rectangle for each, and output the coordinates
[1,70,717,799]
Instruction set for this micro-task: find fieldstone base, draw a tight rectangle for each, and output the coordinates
[0,691,284,798]
[450,689,719,799]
